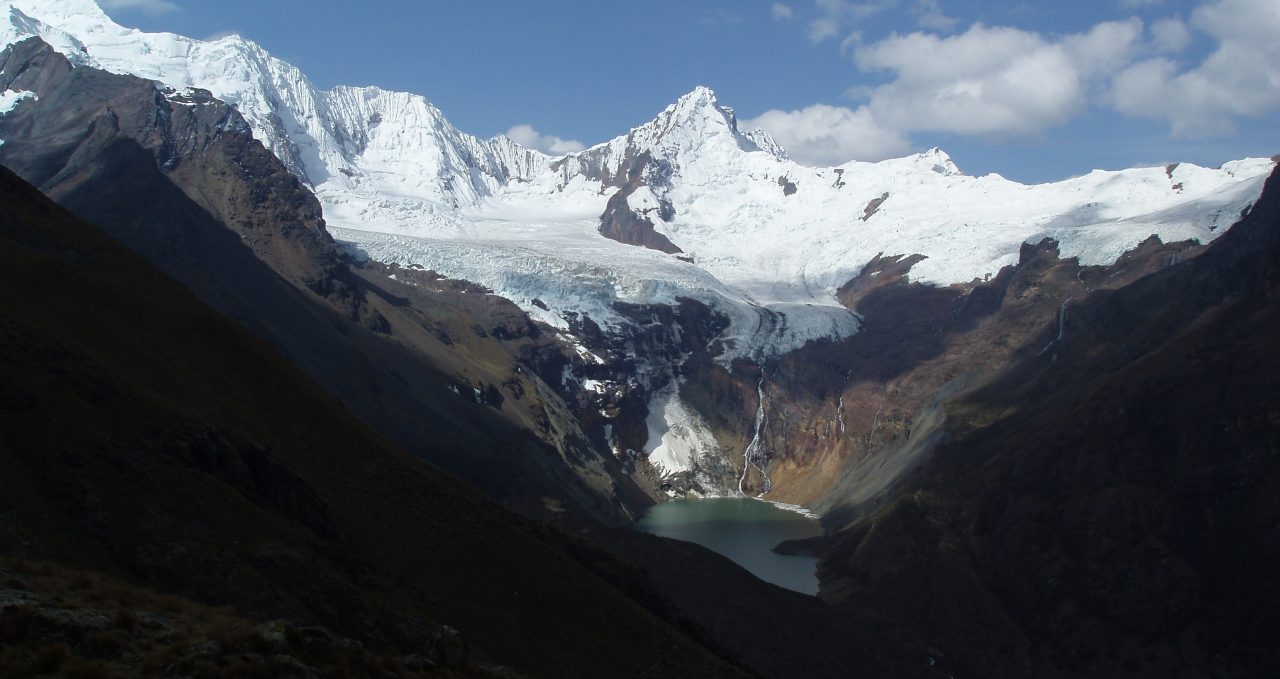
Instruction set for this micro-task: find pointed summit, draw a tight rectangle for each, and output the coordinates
[917,147,961,176]
[4,0,109,22]
[656,85,734,136]
[557,84,787,188]
[672,85,719,111]
[612,84,782,160]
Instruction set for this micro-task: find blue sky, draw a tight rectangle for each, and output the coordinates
[104,0,1278,183]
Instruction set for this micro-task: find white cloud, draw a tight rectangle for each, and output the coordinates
[1192,0,1279,46]
[808,16,841,42]
[853,21,1142,137]
[742,104,910,165]
[767,0,1276,161]
[1149,16,1191,53]
[99,0,180,14]
[771,3,794,21]
[803,0,959,43]
[749,17,1150,163]
[1111,0,1280,136]
[505,124,585,155]
[1063,19,1146,76]
[912,0,958,31]
[808,0,888,43]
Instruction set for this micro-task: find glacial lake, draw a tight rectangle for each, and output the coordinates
[635,498,823,595]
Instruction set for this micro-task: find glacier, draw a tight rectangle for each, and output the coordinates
[2,0,1272,362]
[2,0,1275,488]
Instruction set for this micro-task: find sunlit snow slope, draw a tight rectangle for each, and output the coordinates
[2,0,1272,358]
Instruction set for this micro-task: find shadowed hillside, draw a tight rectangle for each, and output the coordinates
[0,164,740,677]
[0,37,645,525]
[812,166,1280,678]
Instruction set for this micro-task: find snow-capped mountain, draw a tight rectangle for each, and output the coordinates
[3,0,1271,361]
[3,0,1276,493]
[0,0,549,208]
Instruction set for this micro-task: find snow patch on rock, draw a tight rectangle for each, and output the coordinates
[0,87,34,113]
[644,382,721,481]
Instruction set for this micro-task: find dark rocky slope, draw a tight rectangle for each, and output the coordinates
[0,37,643,525]
[810,165,1280,677]
[677,224,1211,505]
[0,556,470,677]
[0,163,740,677]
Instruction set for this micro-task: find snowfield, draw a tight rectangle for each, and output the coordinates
[2,0,1273,361]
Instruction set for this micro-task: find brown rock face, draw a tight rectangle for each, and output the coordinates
[0,39,339,295]
[679,225,1216,510]
[597,151,683,254]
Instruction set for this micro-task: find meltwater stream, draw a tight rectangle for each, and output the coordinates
[635,498,822,595]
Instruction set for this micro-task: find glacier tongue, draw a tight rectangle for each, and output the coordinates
[330,221,862,360]
[3,0,1275,361]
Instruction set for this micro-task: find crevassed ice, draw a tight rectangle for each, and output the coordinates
[4,0,1272,359]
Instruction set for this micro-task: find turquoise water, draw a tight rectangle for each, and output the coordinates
[634,498,822,595]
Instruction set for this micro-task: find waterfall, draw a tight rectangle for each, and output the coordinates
[1055,296,1073,342]
[739,377,773,495]
[1036,296,1074,357]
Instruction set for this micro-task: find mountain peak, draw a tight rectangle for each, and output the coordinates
[563,83,787,172]
[4,0,108,22]
[663,85,729,128]
[640,84,764,147]
[675,85,718,108]
[911,146,961,176]
[868,145,961,176]
[2,3,94,66]
[660,86,788,159]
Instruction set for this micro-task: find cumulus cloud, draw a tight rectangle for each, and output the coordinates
[771,3,794,21]
[505,124,585,155]
[747,17,1149,164]
[742,104,910,165]
[853,20,1142,137]
[760,0,1276,164]
[1062,19,1146,75]
[1111,0,1280,136]
[1149,16,1191,53]
[99,0,180,14]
